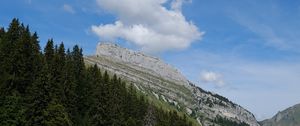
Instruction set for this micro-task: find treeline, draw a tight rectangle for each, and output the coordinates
[212,115,249,126]
[0,19,194,126]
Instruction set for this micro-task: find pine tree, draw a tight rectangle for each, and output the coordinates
[29,31,42,83]
[0,27,6,95]
[26,57,71,126]
[13,25,40,94]
[86,64,102,109]
[62,49,77,124]
[107,74,124,125]
[0,19,42,126]
[87,65,106,126]
[30,32,40,52]
[44,39,54,66]
[0,18,22,95]
[51,42,65,102]
[43,39,60,100]
[26,63,52,125]
[71,45,87,124]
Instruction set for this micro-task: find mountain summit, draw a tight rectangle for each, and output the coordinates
[85,42,260,126]
[260,103,300,126]
[95,43,189,87]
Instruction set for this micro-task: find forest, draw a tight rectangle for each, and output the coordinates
[0,19,194,126]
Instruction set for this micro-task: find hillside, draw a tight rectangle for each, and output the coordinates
[260,103,300,126]
[84,43,260,126]
[0,19,260,126]
[0,19,195,126]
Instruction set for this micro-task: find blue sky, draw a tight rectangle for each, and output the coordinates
[1,0,300,120]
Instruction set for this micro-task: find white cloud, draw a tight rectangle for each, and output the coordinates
[63,4,76,14]
[91,0,203,53]
[200,71,225,88]
[171,0,191,11]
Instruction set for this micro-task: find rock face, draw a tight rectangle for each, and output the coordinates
[96,43,189,87]
[85,42,260,126]
[260,103,300,126]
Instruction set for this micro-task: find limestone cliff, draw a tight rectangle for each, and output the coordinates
[84,42,260,126]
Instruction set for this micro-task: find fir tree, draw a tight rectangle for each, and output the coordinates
[26,63,52,125]
[0,18,22,95]
[44,39,54,67]
[87,65,106,126]
[62,49,77,124]
[14,25,40,94]
[71,45,87,124]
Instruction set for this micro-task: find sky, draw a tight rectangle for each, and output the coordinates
[1,0,300,121]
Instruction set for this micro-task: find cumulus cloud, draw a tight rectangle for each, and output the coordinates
[200,71,225,88]
[63,4,75,14]
[171,0,191,11]
[91,0,203,53]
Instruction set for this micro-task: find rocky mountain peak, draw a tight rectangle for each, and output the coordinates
[85,42,261,126]
[96,42,190,87]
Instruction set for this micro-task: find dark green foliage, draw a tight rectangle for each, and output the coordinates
[0,19,195,126]
[0,19,34,95]
[0,27,4,37]
[125,117,137,126]
[0,27,4,49]
[212,115,249,126]
[154,107,192,126]
[0,92,25,126]
[43,101,71,126]
[196,87,234,107]
[44,39,54,65]
[26,65,50,125]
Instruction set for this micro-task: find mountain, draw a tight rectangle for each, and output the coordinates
[260,103,300,126]
[0,19,196,126]
[84,43,260,126]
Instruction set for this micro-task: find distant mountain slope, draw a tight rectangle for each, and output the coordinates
[260,103,300,126]
[84,43,260,126]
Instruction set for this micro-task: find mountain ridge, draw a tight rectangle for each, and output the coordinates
[260,103,300,126]
[84,42,260,126]
[95,42,190,87]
